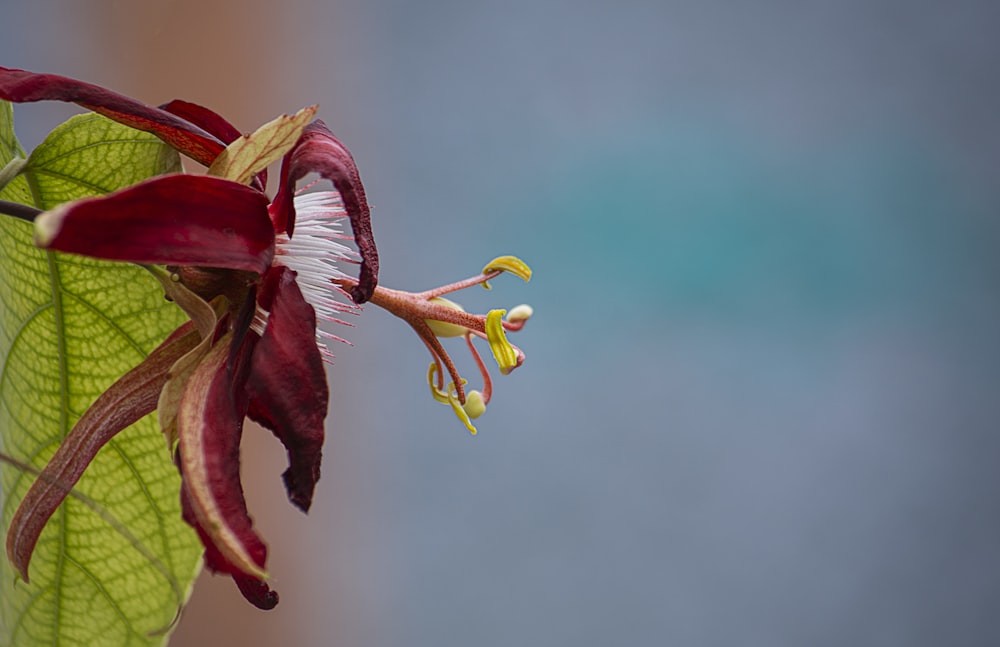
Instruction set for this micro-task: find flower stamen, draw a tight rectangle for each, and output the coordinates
[344,255,532,433]
[485,309,518,374]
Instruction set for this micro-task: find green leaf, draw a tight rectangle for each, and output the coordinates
[0,101,31,207]
[207,105,316,184]
[0,105,203,646]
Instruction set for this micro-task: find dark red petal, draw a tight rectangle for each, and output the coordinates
[247,266,328,512]
[0,66,226,167]
[159,100,266,191]
[177,331,270,585]
[38,174,274,274]
[159,99,243,143]
[179,483,278,610]
[5,324,199,581]
[271,120,379,303]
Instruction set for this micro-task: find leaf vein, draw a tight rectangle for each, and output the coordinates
[0,302,53,397]
[29,138,167,168]
[64,554,142,641]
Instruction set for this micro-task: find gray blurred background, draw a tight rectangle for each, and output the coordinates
[3,1,1000,645]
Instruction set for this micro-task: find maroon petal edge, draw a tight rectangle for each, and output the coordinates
[247,266,329,512]
[0,66,225,166]
[271,120,379,304]
[177,332,273,604]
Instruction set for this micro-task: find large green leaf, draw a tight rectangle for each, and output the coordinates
[0,104,203,646]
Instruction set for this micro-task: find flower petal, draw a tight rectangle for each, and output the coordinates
[208,106,317,186]
[271,120,379,304]
[5,323,199,581]
[179,483,279,610]
[160,99,266,191]
[159,99,243,143]
[247,266,329,512]
[152,284,226,449]
[0,66,226,166]
[177,331,270,582]
[35,174,275,274]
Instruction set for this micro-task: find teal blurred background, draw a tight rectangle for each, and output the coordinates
[3,1,1000,645]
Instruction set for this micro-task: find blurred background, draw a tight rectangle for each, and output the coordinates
[4,0,1000,645]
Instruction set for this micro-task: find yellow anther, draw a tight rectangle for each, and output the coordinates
[446,383,478,435]
[425,297,469,337]
[486,309,518,374]
[481,255,532,288]
[462,390,486,419]
[427,364,479,433]
[505,304,534,323]
[426,363,451,403]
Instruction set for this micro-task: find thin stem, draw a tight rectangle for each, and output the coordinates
[465,332,493,404]
[0,198,41,223]
[0,157,28,193]
[417,270,502,299]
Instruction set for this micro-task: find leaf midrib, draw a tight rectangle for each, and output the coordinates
[32,165,70,647]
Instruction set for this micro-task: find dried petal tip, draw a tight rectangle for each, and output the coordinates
[33,204,68,247]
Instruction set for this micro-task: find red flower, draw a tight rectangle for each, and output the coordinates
[0,67,379,609]
[1,67,534,611]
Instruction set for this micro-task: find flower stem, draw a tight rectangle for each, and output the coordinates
[0,157,27,191]
[0,198,41,223]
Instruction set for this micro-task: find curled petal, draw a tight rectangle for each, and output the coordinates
[177,332,269,582]
[247,266,329,512]
[179,483,278,610]
[0,66,226,166]
[35,174,274,274]
[271,120,379,304]
[5,324,199,581]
